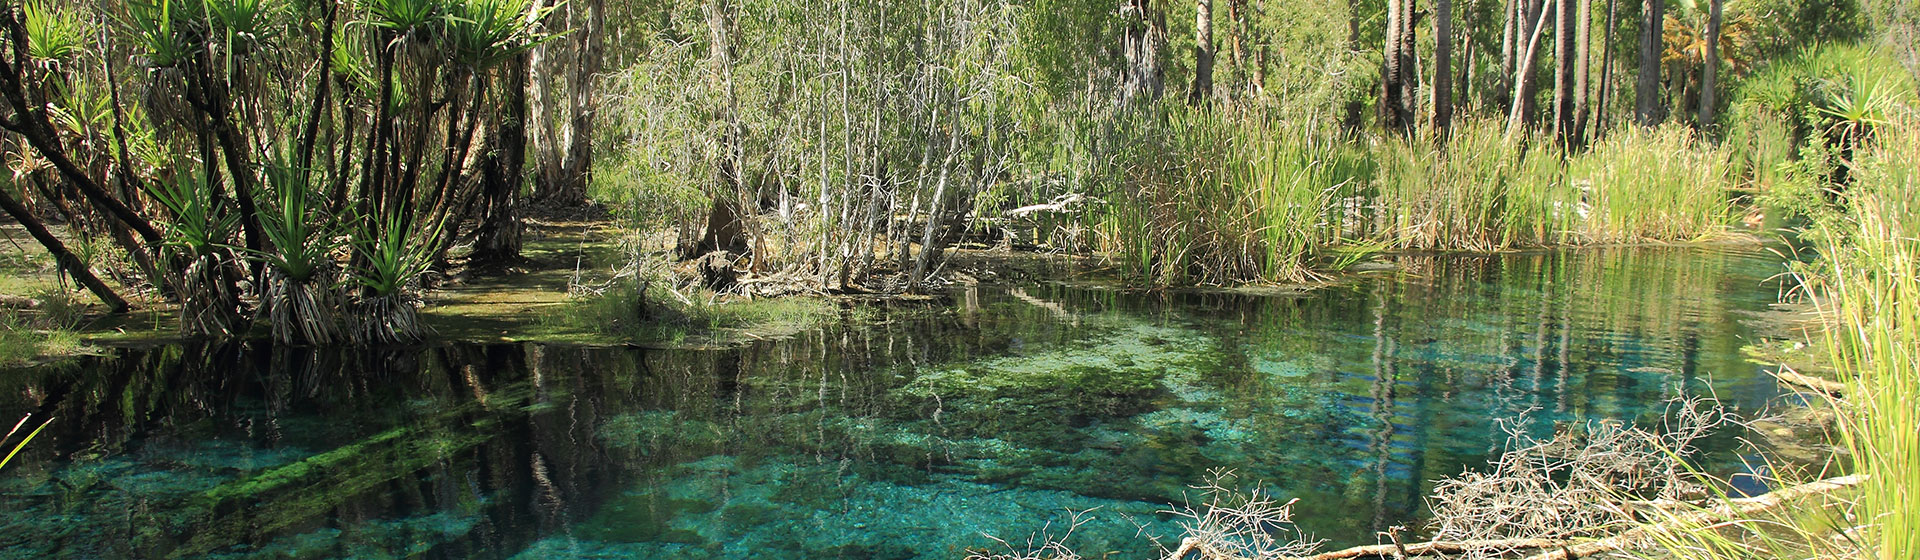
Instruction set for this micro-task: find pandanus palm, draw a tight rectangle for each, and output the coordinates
[145,170,246,336]
[250,152,346,345]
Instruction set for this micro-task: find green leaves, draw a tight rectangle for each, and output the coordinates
[124,0,196,67]
[349,211,439,297]
[22,0,86,62]
[363,0,442,33]
[144,170,239,256]
[442,0,551,68]
[251,153,342,283]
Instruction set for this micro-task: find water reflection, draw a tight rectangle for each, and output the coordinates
[0,245,1796,559]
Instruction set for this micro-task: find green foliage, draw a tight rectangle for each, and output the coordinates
[364,0,444,32]
[145,170,239,257]
[23,0,86,62]
[441,0,551,68]
[1093,106,1366,286]
[1821,117,1920,560]
[253,152,340,283]
[349,212,438,297]
[1372,121,1573,250]
[1573,125,1737,242]
[123,0,200,67]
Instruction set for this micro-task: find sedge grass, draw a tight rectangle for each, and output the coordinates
[1815,117,1920,559]
[1572,125,1738,243]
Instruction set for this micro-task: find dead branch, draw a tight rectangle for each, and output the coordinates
[1513,474,1867,560]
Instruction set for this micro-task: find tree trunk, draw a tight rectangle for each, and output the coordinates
[1499,0,1519,109]
[1190,0,1215,105]
[1553,0,1577,145]
[554,0,603,205]
[1698,0,1722,131]
[1595,0,1619,136]
[0,186,129,311]
[473,54,529,264]
[1634,0,1664,126]
[1382,0,1417,135]
[1507,0,1555,133]
[1572,0,1594,146]
[527,0,565,203]
[1121,0,1166,104]
[1434,0,1455,135]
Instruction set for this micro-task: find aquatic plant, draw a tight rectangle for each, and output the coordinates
[1,414,53,471]
[1571,125,1737,243]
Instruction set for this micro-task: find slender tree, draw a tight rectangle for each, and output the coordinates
[1634,0,1664,125]
[1190,0,1215,104]
[1383,0,1417,135]
[1434,0,1455,135]
[1572,0,1594,146]
[1698,0,1723,130]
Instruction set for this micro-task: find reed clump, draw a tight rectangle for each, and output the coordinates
[1571,125,1738,243]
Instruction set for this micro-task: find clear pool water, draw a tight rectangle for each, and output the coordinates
[0,245,1802,559]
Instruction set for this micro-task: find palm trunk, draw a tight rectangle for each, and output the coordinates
[1434,0,1455,135]
[1698,0,1723,131]
[1595,0,1619,136]
[1634,0,1664,126]
[1572,0,1594,146]
[1553,0,1577,145]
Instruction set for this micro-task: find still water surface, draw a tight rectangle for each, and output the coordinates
[0,246,1802,559]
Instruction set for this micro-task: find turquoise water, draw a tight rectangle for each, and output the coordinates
[0,246,1801,559]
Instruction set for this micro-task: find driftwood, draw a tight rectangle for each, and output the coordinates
[0,294,38,309]
[1772,366,1848,397]
[1005,193,1089,218]
[1512,474,1865,560]
[1160,475,1867,560]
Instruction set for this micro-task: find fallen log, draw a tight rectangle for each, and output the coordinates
[1772,366,1848,397]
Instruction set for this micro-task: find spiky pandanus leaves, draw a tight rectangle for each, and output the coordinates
[347,211,439,344]
[146,170,247,336]
[249,157,345,345]
[441,0,550,70]
[22,0,86,64]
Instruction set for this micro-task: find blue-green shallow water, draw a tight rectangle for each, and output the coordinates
[1,245,1804,559]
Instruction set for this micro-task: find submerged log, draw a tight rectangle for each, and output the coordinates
[1773,366,1848,397]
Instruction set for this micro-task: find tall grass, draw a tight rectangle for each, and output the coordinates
[1371,120,1572,250]
[1095,108,1366,285]
[1091,112,1748,287]
[1572,125,1738,243]
[1815,117,1920,559]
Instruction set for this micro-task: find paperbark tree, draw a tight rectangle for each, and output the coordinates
[1190,0,1215,104]
[530,0,603,206]
[1122,0,1167,104]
